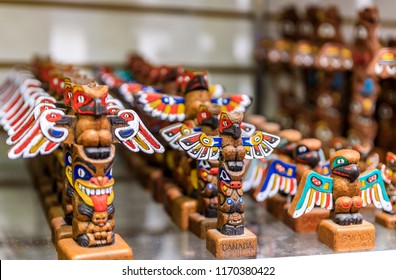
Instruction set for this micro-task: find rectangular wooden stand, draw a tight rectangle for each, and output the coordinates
[50,216,72,245]
[189,213,217,239]
[206,228,257,259]
[375,212,396,229]
[171,196,198,230]
[283,207,330,233]
[57,234,134,260]
[317,219,375,252]
[266,194,288,220]
[163,182,183,216]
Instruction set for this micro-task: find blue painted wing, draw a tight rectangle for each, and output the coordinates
[288,171,334,218]
[254,159,297,202]
[359,169,392,211]
[243,158,268,193]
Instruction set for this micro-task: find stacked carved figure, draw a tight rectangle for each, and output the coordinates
[0,61,165,259]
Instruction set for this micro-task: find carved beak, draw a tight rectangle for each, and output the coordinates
[333,164,360,182]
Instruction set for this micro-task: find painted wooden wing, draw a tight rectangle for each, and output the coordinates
[137,92,185,122]
[159,123,201,150]
[359,169,392,211]
[240,122,256,137]
[119,83,161,104]
[288,170,334,218]
[243,158,270,194]
[8,108,69,159]
[211,94,252,112]
[178,132,222,160]
[254,159,297,202]
[114,109,165,154]
[242,131,280,159]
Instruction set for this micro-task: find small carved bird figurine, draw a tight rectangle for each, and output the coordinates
[288,149,392,225]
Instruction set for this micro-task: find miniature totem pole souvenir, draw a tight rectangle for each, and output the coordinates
[288,149,391,252]
[375,152,396,228]
[1,64,165,259]
[179,111,280,258]
[268,6,300,129]
[348,7,382,159]
[137,71,251,230]
[367,48,396,152]
[291,5,322,137]
[313,6,353,151]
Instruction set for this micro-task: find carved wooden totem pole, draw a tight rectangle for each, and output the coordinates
[138,70,251,231]
[313,6,353,151]
[288,149,391,252]
[179,111,280,258]
[348,7,382,163]
[1,63,165,260]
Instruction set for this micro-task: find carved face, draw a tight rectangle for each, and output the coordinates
[368,49,396,79]
[72,145,115,212]
[292,42,317,67]
[316,44,353,71]
[71,84,108,115]
[267,39,293,63]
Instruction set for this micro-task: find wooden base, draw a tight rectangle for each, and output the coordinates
[57,234,134,260]
[171,196,198,230]
[375,212,396,229]
[163,182,182,216]
[317,219,375,252]
[283,207,330,233]
[48,205,64,221]
[266,194,288,220]
[50,216,72,245]
[206,228,257,259]
[152,177,173,203]
[188,213,217,239]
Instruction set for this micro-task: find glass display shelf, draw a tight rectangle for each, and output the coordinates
[0,132,395,260]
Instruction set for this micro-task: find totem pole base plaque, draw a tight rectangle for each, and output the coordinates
[375,212,396,229]
[283,207,330,233]
[266,194,288,220]
[317,219,375,252]
[57,235,134,260]
[50,217,72,245]
[171,196,198,230]
[163,182,183,216]
[188,213,217,239]
[206,228,257,259]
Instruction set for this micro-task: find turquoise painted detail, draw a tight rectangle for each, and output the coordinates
[296,172,333,210]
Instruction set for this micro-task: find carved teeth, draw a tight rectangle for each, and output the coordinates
[78,183,113,196]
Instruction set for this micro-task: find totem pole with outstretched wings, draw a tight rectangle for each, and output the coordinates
[0,62,164,252]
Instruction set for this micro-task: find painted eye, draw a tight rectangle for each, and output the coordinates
[78,168,85,178]
[298,146,307,153]
[239,198,244,203]
[386,65,396,75]
[254,135,261,142]
[121,112,134,121]
[77,95,85,103]
[207,183,214,190]
[184,76,190,82]
[337,158,345,164]
[226,198,233,205]
[67,92,72,98]
[375,63,383,74]
[320,57,329,68]
[53,78,58,85]
[202,138,210,145]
